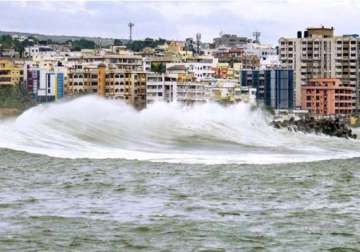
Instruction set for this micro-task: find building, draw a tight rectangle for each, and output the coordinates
[67,54,144,71]
[25,64,65,102]
[237,86,257,105]
[166,62,214,80]
[213,63,233,79]
[208,79,242,103]
[213,34,251,48]
[245,43,277,60]
[279,26,359,110]
[66,63,146,109]
[301,78,354,116]
[0,59,24,86]
[146,72,210,105]
[24,46,54,58]
[240,69,294,110]
[213,48,260,69]
[37,70,64,102]
[146,73,177,104]
[166,57,216,81]
[0,49,19,58]
[176,80,210,104]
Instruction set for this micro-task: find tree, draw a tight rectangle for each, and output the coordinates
[126,38,167,52]
[71,39,96,51]
[113,39,123,46]
[151,62,166,73]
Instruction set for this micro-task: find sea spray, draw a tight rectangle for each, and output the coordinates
[0,95,359,164]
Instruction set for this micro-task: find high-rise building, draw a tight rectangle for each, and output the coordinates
[279,26,359,110]
[240,69,294,110]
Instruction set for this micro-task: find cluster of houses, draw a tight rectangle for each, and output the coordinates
[1,27,358,117]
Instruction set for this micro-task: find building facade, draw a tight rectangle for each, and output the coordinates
[25,65,64,102]
[213,34,251,48]
[146,73,177,104]
[0,59,24,86]
[240,69,294,110]
[66,63,146,109]
[301,78,354,116]
[279,26,359,110]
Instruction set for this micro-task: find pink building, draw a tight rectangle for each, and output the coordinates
[301,78,355,116]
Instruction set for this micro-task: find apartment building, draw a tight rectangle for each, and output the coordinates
[213,48,260,69]
[279,26,359,110]
[67,54,144,71]
[240,69,294,110]
[25,65,64,102]
[166,57,216,81]
[208,79,242,104]
[301,78,354,116]
[67,63,146,109]
[245,43,277,60]
[0,59,24,86]
[176,80,210,104]
[24,46,54,58]
[146,72,210,105]
[213,34,251,48]
[146,73,177,104]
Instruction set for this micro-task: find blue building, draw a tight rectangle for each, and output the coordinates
[25,65,65,103]
[240,69,294,110]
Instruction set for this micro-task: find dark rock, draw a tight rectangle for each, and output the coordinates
[271,117,357,139]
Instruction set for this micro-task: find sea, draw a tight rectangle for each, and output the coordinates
[0,96,359,251]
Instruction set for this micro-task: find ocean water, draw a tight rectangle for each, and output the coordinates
[0,96,359,251]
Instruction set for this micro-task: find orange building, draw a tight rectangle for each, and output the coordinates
[301,78,355,116]
[214,66,229,79]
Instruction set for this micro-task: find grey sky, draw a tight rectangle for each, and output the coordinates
[0,0,360,44]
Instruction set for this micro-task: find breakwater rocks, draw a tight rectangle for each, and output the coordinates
[272,117,357,139]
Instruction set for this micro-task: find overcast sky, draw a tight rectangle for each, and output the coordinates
[1,0,360,45]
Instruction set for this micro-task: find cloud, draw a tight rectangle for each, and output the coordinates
[0,0,360,44]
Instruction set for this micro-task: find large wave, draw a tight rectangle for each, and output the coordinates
[0,95,359,164]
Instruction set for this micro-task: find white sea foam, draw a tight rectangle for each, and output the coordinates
[0,95,359,164]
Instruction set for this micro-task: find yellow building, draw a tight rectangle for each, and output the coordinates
[0,59,24,86]
[67,63,146,109]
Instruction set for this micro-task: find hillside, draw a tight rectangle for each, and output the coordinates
[0,30,128,47]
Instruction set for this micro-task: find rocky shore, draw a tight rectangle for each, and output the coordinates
[272,117,357,139]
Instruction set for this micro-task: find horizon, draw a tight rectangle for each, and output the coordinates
[1,0,360,44]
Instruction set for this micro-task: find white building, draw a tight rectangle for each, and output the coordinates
[146,73,177,104]
[25,63,65,103]
[146,72,210,105]
[24,46,55,58]
[260,55,281,70]
[166,60,216,81]
[245,43,277,60]
[208,79,242,103]
[176,81,210,104]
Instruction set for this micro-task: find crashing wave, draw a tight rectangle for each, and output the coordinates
[0,95,359,164]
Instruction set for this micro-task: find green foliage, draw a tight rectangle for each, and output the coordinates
[70,39,96,51]
[126,38,167,52]
[0,84,35,110]
[151,62,166,73]
[0,35,37,57]
[113,39,123,46]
